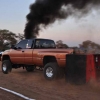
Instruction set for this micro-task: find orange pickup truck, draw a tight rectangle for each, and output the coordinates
[1,38,73,80]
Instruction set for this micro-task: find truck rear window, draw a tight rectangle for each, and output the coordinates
[35,39,56,49]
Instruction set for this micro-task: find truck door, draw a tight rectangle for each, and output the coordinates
[10,40,28,64]
[24,39,34,65]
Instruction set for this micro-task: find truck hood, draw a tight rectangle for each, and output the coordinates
[2,49,11,55]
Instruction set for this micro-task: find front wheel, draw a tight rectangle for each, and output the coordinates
[43,62,59,80]
[2,60,12,74]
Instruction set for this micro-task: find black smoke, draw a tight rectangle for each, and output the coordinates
[24,0,100,39]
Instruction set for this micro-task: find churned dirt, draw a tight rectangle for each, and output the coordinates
[0,62,100,100]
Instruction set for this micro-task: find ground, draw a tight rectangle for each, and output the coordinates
[0,62,100,100]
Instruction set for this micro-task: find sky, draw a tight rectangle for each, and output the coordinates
[0,0,100,47]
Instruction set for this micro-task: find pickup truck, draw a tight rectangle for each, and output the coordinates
[1,38,73,80]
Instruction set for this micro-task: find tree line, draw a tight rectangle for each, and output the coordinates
[0,29,24,51]
[0,29,100,53]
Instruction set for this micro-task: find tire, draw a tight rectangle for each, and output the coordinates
[2,60,12,74]
[44,62,59,80]
[26,65,35,72]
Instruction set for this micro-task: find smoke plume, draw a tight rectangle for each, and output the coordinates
[24,0,100,39]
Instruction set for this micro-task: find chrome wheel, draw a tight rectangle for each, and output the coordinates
[3,64,7,72]
[2,60,12,74]
[46,67,53,78]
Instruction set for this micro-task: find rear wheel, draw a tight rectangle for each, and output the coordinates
[2,60,12,74]
[44,62,59,80]
[26,65,35,72]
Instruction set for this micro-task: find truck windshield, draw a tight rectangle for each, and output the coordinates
[35,39,56,49]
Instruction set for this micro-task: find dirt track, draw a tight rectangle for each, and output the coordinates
[0,62,100,100]
[0,89,24,100]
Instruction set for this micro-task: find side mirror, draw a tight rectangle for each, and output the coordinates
[11,45,17,50]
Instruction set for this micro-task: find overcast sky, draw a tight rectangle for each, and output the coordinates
[0,0,100,47]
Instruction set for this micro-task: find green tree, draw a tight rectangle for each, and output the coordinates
[56,40,68,48]
[16,33,25,41]
[80,40,100,49]
[0,29,17,50]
